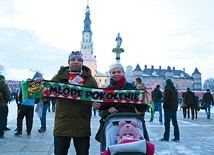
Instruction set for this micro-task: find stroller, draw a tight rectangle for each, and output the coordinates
[100,112,150,155]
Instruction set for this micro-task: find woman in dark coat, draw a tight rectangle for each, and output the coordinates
[99,63,147,118]
[96,63,149,142]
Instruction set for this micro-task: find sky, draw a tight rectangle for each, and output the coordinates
[0,0,214,83]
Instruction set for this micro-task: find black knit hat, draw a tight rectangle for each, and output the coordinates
[68,51,83,63]
[0,75,5,81]
[166,79,172,84]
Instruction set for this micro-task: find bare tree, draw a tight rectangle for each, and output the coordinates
[203,78,214,91]
[0,64,5,75]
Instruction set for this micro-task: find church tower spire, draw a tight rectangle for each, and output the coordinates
[83,3,91,33]
[81,0,97,76]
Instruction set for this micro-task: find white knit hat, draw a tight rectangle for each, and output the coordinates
[109,63,124,73]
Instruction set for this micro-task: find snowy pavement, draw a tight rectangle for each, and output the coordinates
[0,101,214,155]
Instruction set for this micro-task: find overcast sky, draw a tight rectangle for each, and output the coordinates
[0,0,213,83]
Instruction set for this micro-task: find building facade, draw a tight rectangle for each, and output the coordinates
[127,64,202,91]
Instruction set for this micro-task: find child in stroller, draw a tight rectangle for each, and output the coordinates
[100,113,154,155]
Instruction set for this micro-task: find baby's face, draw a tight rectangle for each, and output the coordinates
[121,133,135,140]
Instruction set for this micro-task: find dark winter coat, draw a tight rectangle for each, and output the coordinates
[202,92,214,105]
[151,88,163,103]
[99,79,148,119]
[0,81,10,106]
[163,83,178,111]
[184,90,196,106]
[97,77,149,142]
[51,66,98,137]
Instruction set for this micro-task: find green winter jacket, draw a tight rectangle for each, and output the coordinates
[0,81,10,106]
[51,66,98,137]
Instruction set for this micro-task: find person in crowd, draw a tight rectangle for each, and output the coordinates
[194,95,200,119]
[102,120,155,155]
[135,77,145,90]
[51,98,56,112]
[0,76,11,132]
[15,88,22,113]
[181,92,189,119]
[0,75,11,139]
[38,97,51,133]
[4,90,11,132]
[14,78,40,136]
[184,88,197,120]
[135,78,151,113]
[149,85,163,124]
[135,80,148,118]
[159,79,180,142]
[202,89,214,119]
[94,63,149,142]
[15,87,23,131]
[47,101,51,112]
[51,51,98,155]
[4,108,11,131]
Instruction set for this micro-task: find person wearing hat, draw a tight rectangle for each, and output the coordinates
[99,63,148,115]
[202,89,214,119]
[159,79,180,142]
[94,63,149,144]
[31,71,50,134]
[0,75,10,139]
[51,51,98,155]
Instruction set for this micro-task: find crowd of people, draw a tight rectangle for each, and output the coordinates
[0,75,56,138]
[181,88,214,120]
[0,51,214,155]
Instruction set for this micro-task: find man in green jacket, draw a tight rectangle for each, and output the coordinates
[0,75,11,139]
[52,51,98,155]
